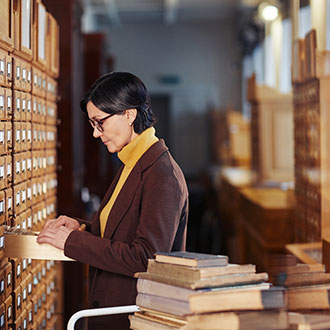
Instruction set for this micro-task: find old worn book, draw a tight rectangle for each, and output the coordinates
[135,271,268,290]
[136,287,286,316]
[272,263,325,275]
[137,308,187,326]
[137,278,271,301]
[184,310,288,330]
[282,271,330,287]
[289,312,330,329]
[287,284,330,310]
[147,259,256,281]
[154,251,228,268]
[129,313,183,330]
[134,309,288,330]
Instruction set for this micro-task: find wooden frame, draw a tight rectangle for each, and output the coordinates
[305,29,317,79]
[0,0,14,51]
[32,0,46,70]
[286,242,322,265]
[13,0,33,60]
[45,13,59,78]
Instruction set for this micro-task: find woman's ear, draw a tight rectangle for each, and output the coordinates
[126,108,137,122]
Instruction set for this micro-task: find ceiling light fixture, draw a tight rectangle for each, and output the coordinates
[258,1,279,22]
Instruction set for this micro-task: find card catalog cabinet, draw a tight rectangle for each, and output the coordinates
[293,29,330,244]
[0,0,61,328]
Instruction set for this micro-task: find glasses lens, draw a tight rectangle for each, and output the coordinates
[96,121,104,132]
[89,119,103,132]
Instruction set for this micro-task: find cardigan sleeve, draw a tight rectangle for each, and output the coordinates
[64,161,188,277]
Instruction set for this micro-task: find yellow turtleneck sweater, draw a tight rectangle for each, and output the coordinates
[99,127,159,237]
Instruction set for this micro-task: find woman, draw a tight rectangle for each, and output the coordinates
[37,72,189,329]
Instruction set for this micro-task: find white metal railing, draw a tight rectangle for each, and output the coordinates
[67,305,140,330]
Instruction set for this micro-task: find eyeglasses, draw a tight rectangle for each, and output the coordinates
[88,113,115,133]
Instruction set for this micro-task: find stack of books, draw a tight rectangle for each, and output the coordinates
[130,252,288,330]
[274,261,330,311]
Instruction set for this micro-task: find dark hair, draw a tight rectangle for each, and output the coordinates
[80,72,157,134]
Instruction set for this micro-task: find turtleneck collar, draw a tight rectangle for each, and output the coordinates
[118,127,159,168]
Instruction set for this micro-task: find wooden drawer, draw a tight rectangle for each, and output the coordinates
[0,157,5,191]
[10,258,22,288]
[4,295,12,329]
[46,125,56,149]
[0,191,5,226]
[13,285,22,319]
[46,101,56,125]
[0,302,4,329]
[0,123,6,156]
[46,76,57,101]
[0,49,12,88]
[0,88,7,120]
[4,187,13,224]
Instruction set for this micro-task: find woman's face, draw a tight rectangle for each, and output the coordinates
[86,101,137,153]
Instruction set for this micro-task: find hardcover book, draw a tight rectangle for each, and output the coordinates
[135,271,268,290]
[147,259,255,281]
[137,278,271,301]
[287,284,330,310]
[136,287,286,316]
[154,251,228,268]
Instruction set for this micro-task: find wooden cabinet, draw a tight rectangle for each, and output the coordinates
[0,0,62,328]
[292,30,330,244]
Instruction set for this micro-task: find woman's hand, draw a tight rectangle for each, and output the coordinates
[37,225,74,250]
[43,215,80,231]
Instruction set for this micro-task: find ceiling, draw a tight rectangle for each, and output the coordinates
[83,0,263,27]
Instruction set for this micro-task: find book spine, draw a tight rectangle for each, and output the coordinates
[287,288,330,309]
[147,261,199,281]
[137,279,194,301]
[136,293,190,316]
[189,289,285,313]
